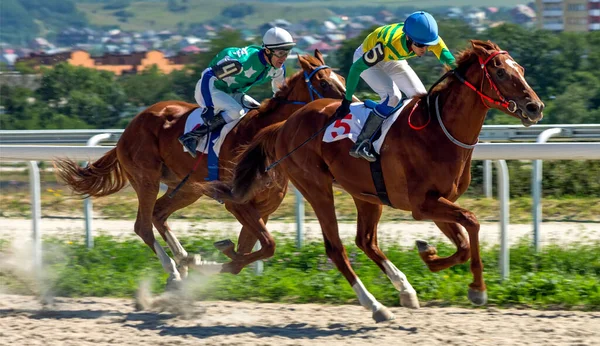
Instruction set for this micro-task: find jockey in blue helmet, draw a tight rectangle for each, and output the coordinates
[335,11,457,162]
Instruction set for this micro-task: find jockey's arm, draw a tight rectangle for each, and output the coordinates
[344,42,385,102]
[428,37,457,69]
[271,65,286,94]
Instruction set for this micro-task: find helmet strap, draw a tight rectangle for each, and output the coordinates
[263,48,276,67]
[406,37,414,51]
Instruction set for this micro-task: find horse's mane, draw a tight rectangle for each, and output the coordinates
[256,54,324,116]
[426,40,501,97]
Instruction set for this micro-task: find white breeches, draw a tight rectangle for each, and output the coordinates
[193,68,245,123]
[353,44,427,108]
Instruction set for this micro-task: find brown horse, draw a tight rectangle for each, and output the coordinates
[219,40,544,322]
[54,50,350,288]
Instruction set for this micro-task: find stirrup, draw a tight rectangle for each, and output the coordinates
[179,136,198,158]
[349,141,376,162]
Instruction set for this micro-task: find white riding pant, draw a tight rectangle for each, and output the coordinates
[185,68,246,133]
[353,44,426,108]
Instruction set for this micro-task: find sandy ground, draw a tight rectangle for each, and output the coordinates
[1,219,599,345]
[0,294,598,346]
[1,217,599,248]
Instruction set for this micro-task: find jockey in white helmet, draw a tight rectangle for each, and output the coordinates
[179,27,296,158]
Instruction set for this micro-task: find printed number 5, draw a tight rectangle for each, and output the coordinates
[331,114,352,138]
[363,42,384,66]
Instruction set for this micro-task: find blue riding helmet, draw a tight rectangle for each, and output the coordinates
[403,11,440,46]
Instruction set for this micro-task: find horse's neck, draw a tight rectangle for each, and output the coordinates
[243,102,300,132]
[437,81,489,146]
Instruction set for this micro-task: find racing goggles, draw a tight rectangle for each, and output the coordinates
[271,49,291,58]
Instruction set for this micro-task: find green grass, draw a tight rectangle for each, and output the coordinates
[1,236,598,309]
[1,187,599,223]
[76,0,527,31]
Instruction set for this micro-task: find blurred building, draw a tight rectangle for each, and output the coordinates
[536,0,600,31]
[16,50,197,75]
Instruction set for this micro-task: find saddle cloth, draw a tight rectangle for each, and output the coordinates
[182,107,242,157]
[322,99,411,154]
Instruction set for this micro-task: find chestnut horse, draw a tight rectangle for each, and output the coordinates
[219,40,544,322]
[54,51,349,288]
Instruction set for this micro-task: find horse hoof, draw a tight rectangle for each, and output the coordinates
[182,254,202,266]
[214,239,235,252]
[166,278,183,292]
[400,291,420,309]
[373,306,395,323]
[468,288,488,306]
[416,239,432,253]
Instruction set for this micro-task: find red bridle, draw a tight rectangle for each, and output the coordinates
[454,50,518,113]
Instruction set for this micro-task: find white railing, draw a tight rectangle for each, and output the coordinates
[2,142,600,280]
[3,125,600,144]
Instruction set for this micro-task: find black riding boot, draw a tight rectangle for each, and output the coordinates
[178,113,227,158]
[349,111,386,162]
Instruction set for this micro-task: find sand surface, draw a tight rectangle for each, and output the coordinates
[1,218,599,248]
[0,294,598,346]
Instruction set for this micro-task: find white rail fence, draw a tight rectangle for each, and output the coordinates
[1,142,600,280]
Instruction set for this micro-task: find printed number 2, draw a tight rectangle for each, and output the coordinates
[331,114,352,139]
[363,42,384,66]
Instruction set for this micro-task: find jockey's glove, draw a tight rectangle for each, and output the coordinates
[334,98,351,119]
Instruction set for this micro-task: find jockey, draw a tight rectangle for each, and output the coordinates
[179,27,296,158]
[336,11,457,162]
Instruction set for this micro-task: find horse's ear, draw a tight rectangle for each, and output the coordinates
[314,49,325,64]
[297,55,310,71]
[471,39,499,53]
[470,39,494,59]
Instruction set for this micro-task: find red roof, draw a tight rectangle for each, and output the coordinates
[181,45,201,53]
[307,42,333,51]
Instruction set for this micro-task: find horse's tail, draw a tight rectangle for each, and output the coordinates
[53,148,128,198]
[210,121,285,203]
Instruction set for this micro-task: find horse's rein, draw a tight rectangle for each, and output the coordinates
[276,65,332,105]
[450,50,518,113]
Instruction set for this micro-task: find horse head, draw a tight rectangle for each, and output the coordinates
[294,49,348,101]
[462,40,544,127]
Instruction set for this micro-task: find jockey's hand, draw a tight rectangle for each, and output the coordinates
[333,99,351,120]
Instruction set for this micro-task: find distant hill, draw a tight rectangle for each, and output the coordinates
[1,0,87,44]
[75,0,527,31]
[1,0,528,44]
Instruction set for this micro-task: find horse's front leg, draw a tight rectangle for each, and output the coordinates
[411,194,486,306]
[216,202,276,274]
[353,198,420,309]
[416,221,471,272]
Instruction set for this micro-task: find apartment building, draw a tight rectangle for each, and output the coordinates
[536,0,600,31]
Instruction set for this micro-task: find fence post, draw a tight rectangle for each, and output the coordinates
[295,187,304,248]
[83,133,112,248]
[532,128,562,252]
[494,160,510,281]
[27,161,42,277]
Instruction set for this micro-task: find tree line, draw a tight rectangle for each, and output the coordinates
[1,22,599,198]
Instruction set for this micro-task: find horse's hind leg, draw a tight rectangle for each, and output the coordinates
[416,221,470,272]
[126,172,182,289]
[291,174,394,323]
[152,188,218,278]
[353,198,419,309]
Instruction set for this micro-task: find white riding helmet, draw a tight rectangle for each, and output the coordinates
[262,27,296,50]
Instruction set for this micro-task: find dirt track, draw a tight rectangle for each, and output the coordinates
[2,218,599,248]
[0,294,598,346]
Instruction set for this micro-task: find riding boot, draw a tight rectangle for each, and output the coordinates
[349,111,386,162]
[178,113,227,158]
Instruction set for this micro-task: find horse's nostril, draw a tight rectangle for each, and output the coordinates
[526,102,540,114]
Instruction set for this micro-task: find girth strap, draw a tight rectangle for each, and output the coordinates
[369,158,392,207]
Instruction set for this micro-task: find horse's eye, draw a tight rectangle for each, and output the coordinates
[497,68,506,79]
[320,81,329,89]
